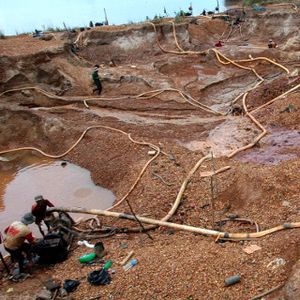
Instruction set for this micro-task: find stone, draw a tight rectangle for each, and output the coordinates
[44,278,61,291]
[35,289,52,300]
[282,201,291,207]
[243,244,261,254]
[21,90,32,97]
[59,288,68,297]
[267,258,286,269]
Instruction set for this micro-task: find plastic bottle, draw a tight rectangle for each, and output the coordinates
[103,260,113,270]
[77,240,95,249]
[78,252,96,263]
[123,259,138,271]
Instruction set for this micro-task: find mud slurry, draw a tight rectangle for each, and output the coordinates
[0,5,300,300]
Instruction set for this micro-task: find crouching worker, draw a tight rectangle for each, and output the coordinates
[3,213,36,274]
[31,195,54,237]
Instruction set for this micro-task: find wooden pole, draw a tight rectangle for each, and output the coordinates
[104,8,108,25]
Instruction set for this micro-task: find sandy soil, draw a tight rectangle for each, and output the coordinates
[0,4,300,300]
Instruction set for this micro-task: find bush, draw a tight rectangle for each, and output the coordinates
[0,30,5,39]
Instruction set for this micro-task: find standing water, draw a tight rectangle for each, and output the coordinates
[0,152,115,239]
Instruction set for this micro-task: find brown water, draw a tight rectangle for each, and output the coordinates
[0,152,115,239]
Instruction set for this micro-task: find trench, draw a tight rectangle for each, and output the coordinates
[0,152,115,241]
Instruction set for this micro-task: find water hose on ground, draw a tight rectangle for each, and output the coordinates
[147,22,207,56]
[251,83,300,114]
[50,206,300,240]
[228,92,267,158]
[84,88,222,115]
[2,18,297,239]
[0,85,221,116]
[158,20,293,160]
[73,164,231,234]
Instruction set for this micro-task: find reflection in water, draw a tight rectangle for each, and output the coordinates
[0,152,115,238]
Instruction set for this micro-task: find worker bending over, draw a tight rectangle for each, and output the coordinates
[3,213,36,274]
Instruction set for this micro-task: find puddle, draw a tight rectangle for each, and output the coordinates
[236,128,300,165]
[178,117,257,157]
[0,152,115,241]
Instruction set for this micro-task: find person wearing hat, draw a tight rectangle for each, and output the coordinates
[3,213,37,273]
[31,195,54,236]
[92,64,102,95]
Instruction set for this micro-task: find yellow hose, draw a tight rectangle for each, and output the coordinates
[2,19,297,241]
[227,93,267,158]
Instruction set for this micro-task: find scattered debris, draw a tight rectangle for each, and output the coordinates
[77,240,95,248]
[79,252,96,263]
[224,275,241,287]
[282,200,291,207]
[63,279,80,293]
[35,288,52,300]
[267,258,286,269]
[0,156,9,162]
[249,284,284,300]
[103,260,113,270]
[148,150,157,156]
[243,244,262,254]
[94,242,107,258]
[44,278,61,292]
[120,251,134,266]
[88,269,111,285]
[152,172,173,186]
[280,104,295,113]
[123,259,138,271]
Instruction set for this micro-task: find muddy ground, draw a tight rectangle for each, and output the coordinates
[0,4,300,300]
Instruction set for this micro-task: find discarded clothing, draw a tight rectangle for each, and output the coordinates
[87,268,111,285]
[63,279,80,292]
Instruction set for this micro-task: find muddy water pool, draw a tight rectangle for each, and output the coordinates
[0,152,115,240]
[236,128,300,165]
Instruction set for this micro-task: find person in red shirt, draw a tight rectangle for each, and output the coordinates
[215,40,223,47]
[31,195,54,236]
[4,213,36,273]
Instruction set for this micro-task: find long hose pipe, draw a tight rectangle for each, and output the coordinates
[2,19,299,240]
[50,205,300,240]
